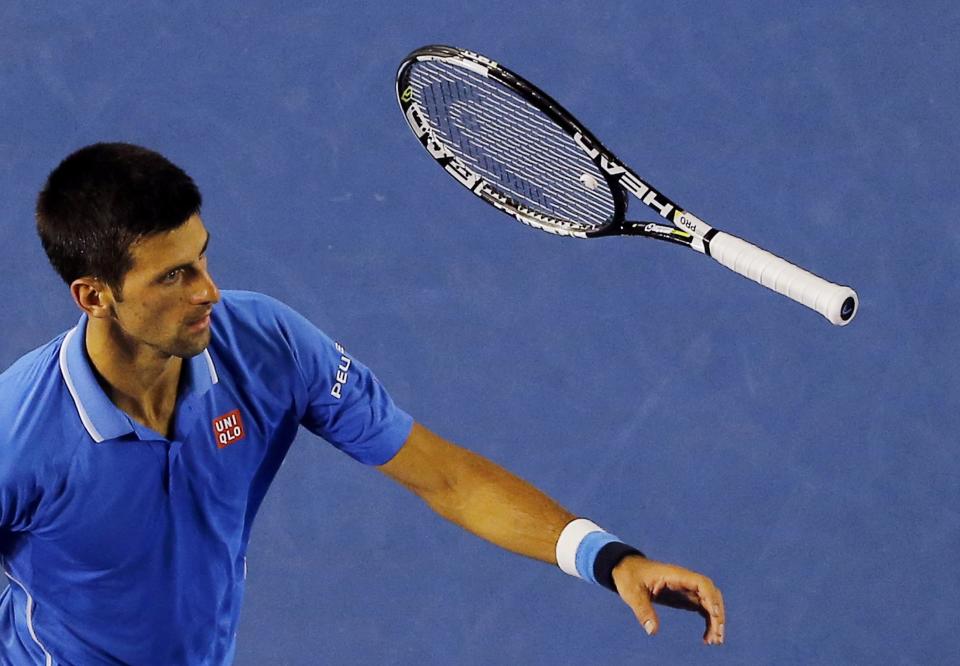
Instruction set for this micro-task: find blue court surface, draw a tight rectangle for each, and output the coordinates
[1,2,957,664]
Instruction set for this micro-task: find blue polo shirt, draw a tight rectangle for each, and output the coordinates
[0,290,413,665]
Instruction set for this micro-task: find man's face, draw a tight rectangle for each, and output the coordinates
[108,213,220,359]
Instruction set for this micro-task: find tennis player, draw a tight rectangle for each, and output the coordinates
[0,143,724,664]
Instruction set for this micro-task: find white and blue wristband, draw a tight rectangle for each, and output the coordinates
[556,518,644,593]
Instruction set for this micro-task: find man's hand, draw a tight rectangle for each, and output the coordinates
[611,555,725,645]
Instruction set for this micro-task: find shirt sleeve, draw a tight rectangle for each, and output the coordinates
[268,298,414,465]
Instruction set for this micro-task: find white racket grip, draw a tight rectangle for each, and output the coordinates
[709,231,858,325]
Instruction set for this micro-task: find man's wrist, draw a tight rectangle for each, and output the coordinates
[555,518,646,593]
[595,542,644,592]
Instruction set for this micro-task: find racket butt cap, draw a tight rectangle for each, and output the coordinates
[840,295,857,323]
[826,288,858,326]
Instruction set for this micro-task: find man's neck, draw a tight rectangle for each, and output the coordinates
[85,317,183,438]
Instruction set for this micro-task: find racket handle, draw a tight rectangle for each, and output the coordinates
[709,231,858,325]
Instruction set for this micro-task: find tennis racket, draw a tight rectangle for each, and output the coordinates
[396,45,859,325]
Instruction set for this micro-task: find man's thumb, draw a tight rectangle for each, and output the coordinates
[629,595,659,636]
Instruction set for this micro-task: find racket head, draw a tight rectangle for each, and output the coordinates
[396,45,627,238]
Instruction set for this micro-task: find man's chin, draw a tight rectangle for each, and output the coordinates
[169,332,211,359]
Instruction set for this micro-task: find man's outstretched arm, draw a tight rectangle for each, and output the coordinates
[377,422,725,644]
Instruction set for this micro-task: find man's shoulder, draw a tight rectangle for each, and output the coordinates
[0,332,74,463]
[0,333,66,401]
[218,289,281,308]
[210,290,340,376]
[216,289,297,324]
[214,290,328,341]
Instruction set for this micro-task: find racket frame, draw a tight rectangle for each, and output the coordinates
[397,45,700,247]
[396,44,858,324]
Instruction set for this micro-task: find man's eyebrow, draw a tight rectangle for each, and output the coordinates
[155,232,211,279]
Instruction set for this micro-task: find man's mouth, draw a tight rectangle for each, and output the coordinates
[187,311,212,331]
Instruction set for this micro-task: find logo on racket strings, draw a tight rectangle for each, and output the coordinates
[404,103,483,192]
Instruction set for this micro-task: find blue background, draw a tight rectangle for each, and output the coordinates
[2,2,957,664]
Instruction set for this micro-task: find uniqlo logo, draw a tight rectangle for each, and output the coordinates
[212,409,246,449]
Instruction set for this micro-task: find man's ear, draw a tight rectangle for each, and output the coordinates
[70,277,116,319]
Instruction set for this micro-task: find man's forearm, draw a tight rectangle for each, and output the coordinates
[379,422,574,563]
[378,422,726,644]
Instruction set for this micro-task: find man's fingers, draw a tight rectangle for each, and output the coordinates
[653,574,725,645]
[693,579,725,645]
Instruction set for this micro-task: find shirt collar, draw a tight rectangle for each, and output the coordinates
[58,314,219,443]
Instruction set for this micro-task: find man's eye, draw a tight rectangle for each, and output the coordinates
[162,269,183,283]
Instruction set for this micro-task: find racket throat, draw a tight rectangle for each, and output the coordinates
[611,220,696,248]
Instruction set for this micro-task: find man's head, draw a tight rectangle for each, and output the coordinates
[37,143,220,359]
[37,142,202,296]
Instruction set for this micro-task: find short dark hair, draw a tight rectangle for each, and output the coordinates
[36,142,202,295]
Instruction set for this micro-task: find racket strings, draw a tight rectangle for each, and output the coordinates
[428,79,551,205]
[409,60,615,230]
[423,71,611,226]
